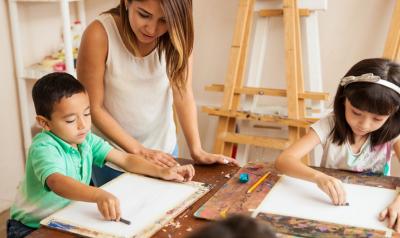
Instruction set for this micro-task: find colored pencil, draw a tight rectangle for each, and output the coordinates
[246,172,270,194]
[119,217,131,225]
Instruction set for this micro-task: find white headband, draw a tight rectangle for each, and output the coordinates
[340,73,400,95]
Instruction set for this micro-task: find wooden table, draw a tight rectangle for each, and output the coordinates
[193,162,400,238]
[27,160,240,238]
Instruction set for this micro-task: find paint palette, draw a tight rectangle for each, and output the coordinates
[194,163,279,220]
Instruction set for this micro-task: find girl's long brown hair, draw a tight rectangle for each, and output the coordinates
[104,0,194,93]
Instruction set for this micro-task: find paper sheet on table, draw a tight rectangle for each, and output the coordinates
[256,175,396,231]
[41,173,209,238]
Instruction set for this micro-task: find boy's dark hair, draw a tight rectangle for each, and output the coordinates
[32,72,85,119]
[332,58,400,147]
[187,215,276,238]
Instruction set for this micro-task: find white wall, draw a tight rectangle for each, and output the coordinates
[84,0,119,22]
[0,0,25,212]
[319,0,394,98]
[1,0,399,211]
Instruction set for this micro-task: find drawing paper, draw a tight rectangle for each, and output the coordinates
[41,173,209,238]
[256,175,397,231]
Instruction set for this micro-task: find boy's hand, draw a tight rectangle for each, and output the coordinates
[314,172,347,206]
[379,197,400,232]
[141,148,179,168]
[160,165,195,182]
[94,188,121,221]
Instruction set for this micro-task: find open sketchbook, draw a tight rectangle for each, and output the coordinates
[40,173,211,238]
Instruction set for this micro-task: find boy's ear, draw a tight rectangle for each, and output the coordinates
[36,115,51,131]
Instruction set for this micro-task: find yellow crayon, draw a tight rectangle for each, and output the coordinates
[246,172,271,194]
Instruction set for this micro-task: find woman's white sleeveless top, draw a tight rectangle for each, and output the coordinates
[94,14,176,159]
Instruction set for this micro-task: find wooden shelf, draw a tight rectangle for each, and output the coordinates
[8,0,85,155]
[22,64,76,80]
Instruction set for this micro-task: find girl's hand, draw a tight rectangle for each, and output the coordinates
[191,149,239,166]
[94,188,121,221]
[140,148,179,168]
[314,173,347,205]
[379,197,400,232]
[160,165,195,182]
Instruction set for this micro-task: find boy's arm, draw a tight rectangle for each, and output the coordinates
[46,173,121,221]
[106,149,195,182]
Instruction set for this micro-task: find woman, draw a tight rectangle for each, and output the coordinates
[77,0,237,186]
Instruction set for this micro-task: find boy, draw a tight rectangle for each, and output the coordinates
[7,72,195,238]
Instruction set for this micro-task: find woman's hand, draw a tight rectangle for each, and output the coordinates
[379,196,400,232]
[191,149,239,166]
[314,172,347,205]
[140,148,179,168]
[159,164,195,182]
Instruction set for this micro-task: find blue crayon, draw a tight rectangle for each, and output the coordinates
[48,220,75,231]
[239,173,249,183]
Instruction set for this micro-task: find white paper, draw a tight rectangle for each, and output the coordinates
[256,175,397,231]
[41,173,203,237]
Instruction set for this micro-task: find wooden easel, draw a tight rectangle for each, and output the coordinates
[384,0,400,61]
[203,0,329,160]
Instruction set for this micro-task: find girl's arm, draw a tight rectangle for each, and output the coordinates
[379,139,400,232]
[275,129,322,180]
[275,129,346,205]
[393,139,400,163]
[77,21,176,168]
[172,55,237,165]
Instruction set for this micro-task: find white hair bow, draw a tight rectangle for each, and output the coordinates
[340,73,400,95]
[340,73,381,86]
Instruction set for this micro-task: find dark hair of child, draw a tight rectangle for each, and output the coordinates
[32,72,85,119]
[332,58,400,147]
[187,215,276,238]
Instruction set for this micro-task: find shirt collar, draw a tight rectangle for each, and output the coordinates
[42,130,89,153]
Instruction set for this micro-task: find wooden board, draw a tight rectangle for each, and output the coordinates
[194,163,279,220]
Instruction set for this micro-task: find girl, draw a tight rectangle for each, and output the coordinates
[77,0,237,186]
[275,58,400,231]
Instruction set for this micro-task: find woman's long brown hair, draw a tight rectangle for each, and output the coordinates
[104,0,194,93]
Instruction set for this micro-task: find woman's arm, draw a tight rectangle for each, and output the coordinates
[173,55,237,165]
[77,21,176,167]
